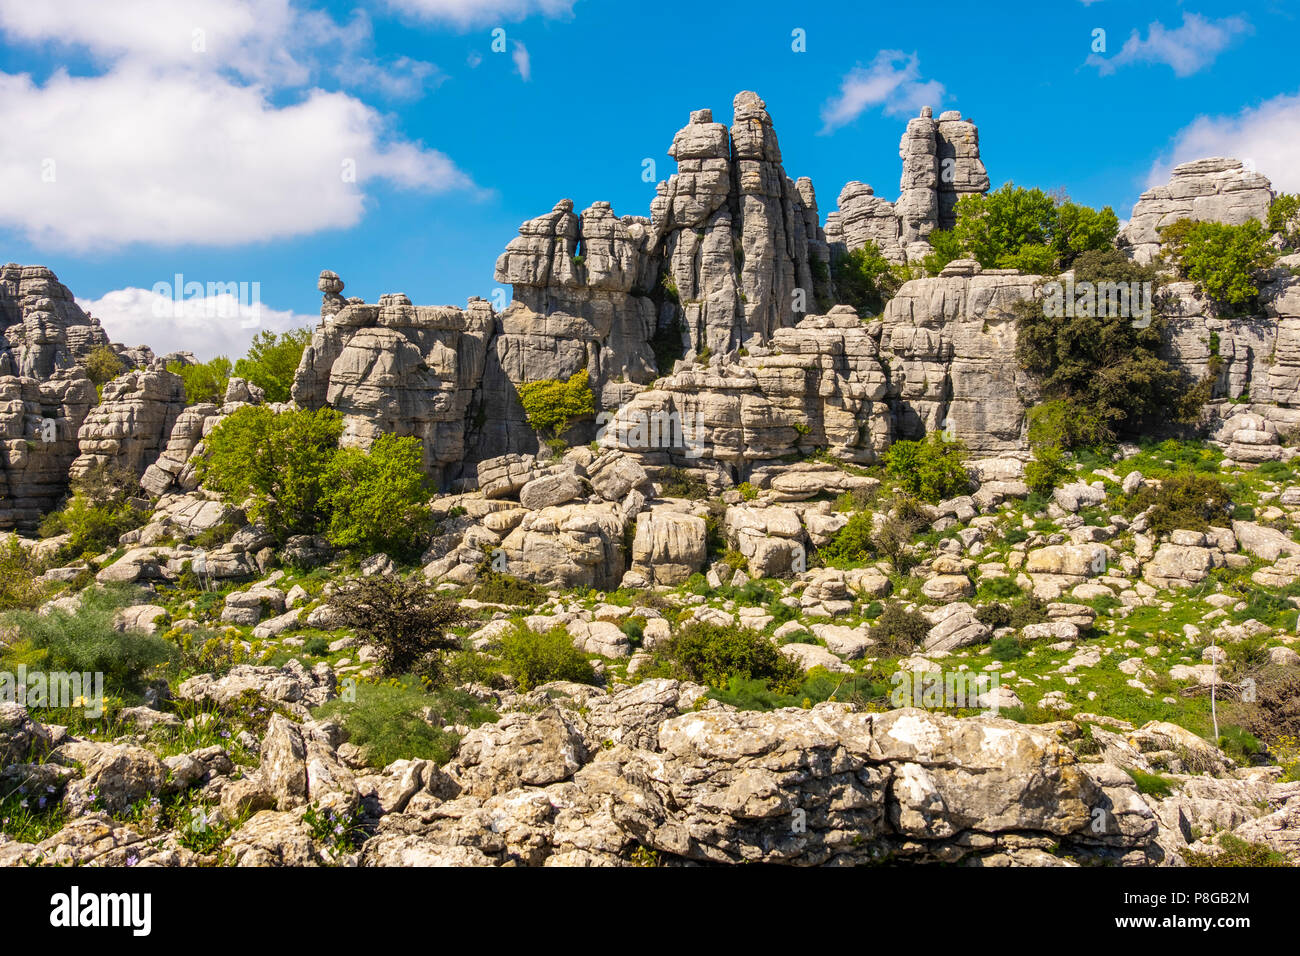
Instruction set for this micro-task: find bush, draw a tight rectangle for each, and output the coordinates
[321,434,434,559]
[658,466,710,500]
[315,676,496,769]
[498,626,596,691]
[885,435,969,503]
[831,243,898,315]
[820,512,875,565]
[516,371,595,440]
[975,602,1012,629]
[1130,472,1232,535]
[167,356,232,405]
[198,405,343,543]
[1160,218,1278,309]
[84,345,125,390]
[233,328,312,404]
[1268,194,1300,249]
[329,575,464,678]
[39,464,149,561]
[1024,443,1071,495]
[643,622,801,693]
[1184,833,1291,868]
[1,586,172,698]
[945,184,1119,273]
[989,634,1024,660]
[869,603,930,656]
[0,538,47,611]
[470,568,545,605]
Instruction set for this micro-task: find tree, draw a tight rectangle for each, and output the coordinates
[198,405,343,542]
[167,356,232,405]
[39,463,149,561]
[1268,194,1300,250]
[234,328,313,403]
[322,434,434,558]
[331,575,464,678]
[516,371,595,440]
[831,243,897,315]
[1159,218,1278,308]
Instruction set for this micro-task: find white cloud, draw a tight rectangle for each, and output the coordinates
[78,286,317,361]
[820,51,945,133]
[0,65,475,250]
[384,0,578,29]
[1087,13,1251,78]
[512,40,531,81]
[1146,90,1300,193]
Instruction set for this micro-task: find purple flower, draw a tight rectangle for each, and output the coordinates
[126,853,139,867]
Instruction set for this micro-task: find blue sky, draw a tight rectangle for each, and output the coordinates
[1,0,1297,358]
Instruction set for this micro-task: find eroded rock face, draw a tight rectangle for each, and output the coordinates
[880,270,1039,453]
[896,108,990,247]
[291,277,493,486]
[0,263,117,379]
[1120,159,1274,265]
[69,366,186,480]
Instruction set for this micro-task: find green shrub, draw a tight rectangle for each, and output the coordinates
[302,636,329,657]
[869,603,930,656]
[84,345,125,390]
[921,228,964,276]
[470,568,545,605]
[1,586,172,698]
[1130,472,1232,535]
[885,435,969,503]
[831,243,898,315]
[1160,218,1278,308]
[233,328,312,404]
[1024,443,1071,495]
[39,464,149,561]
[643,622,801,693]
[0,537,47,611]
[321,434,434,558]
[989,634,1024,660]
[498,626,596,691]
[975,602,1012,629]
[167,356,232,405]
[658,466,710,500]
[820,512,875,565]
[1126,768,1177,798]
[945,184,1118,273]
[329,575,464,679]
[1184,833,1291,868]
[516,371,595,440]
[198,405,343,543]
[315,676,496,769]
[1267,194,1300,249]
[1009,595,1050,629]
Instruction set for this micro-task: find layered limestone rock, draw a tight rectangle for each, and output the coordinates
[69,366,186,480]
[825,181,906,264]
[597,306,892,472]
[880,267,1039,453]
[0,263,117,379]
[1120,158,1275,264]
[0,369,97,530]
[896,108,990,247]
[292,272,493,486]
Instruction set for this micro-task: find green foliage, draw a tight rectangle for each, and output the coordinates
[1268,194,1300,249]
[516,371,595,439]
[498,626,596,691]
[321,434,433,558]
[1130,472,1232,535]
[831,243,898,315]
[643,622,802,693]
[1126,768,1177,798]
[1184,833,1292,868]
[1016,250,1194,446]
[1,586,172,698]
[921,228,964,275]
[84,345,125,388]
[329,575,464,678]
[167,356,232,405]
[885,435,969,503]
[658,466,709,499]
[0,537,47,611]
[1160,218,1278,308]
[946,184,1119,273]
[869,602,930,656]
[315,676,496,769]
[1024,442,1071,495]
[198,405,343,543]
[39,464,149,562]
[820,511,875,565]
[470,567,546,606]
[989,634,1025,660]
[233,328,312,404]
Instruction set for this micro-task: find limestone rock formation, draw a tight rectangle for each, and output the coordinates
[896,108,990,246]
[0,263,115,379]
[69,366,186,480]
[1120,158,1275,264]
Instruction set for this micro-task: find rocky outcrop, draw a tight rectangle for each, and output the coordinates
[0,263,117,379]
[896,108,990,248]
[69,366,186,480]
[1120,159,1275,265]
[291,273,493,485]
[825,181,906,264]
